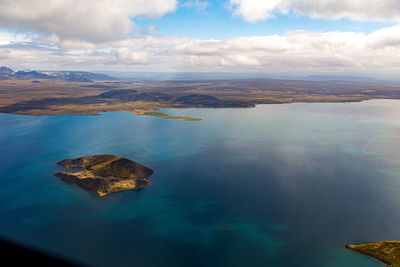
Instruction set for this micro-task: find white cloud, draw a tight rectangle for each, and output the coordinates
[116,48,151,63]
[2,25,400,76]
[367,25,400,49]
[229,0,400,22]
[0,0,177,42]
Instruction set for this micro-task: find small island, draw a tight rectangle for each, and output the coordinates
[54,155,153,196]
[135,110,202,121]
[346,241,400,267]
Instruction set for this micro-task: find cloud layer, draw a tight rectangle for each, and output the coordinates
[229,0,400,22]
[0,0,177,42]
[2,25,400,76]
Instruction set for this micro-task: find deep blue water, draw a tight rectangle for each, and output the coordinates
[1,100,400,266]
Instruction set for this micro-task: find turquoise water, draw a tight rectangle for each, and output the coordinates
[1,100,400,266]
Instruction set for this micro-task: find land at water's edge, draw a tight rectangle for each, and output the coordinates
[2,78,400,116]
[55,155,153,196]
[346,241,400,267]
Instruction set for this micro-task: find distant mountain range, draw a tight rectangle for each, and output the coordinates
[0,66,116,82]
[0,66,383,83]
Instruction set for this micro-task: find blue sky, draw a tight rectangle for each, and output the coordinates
[139,2,395,39]
[0,0,400,77]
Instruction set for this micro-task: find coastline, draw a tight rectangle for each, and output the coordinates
[2,78,399,117]
[0,97,393,117]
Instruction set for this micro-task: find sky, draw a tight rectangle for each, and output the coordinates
[0,0,400,77]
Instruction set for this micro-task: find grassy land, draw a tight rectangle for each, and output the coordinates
[138,111,202,121]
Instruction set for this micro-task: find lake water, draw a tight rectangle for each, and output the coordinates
[1,100,400,266]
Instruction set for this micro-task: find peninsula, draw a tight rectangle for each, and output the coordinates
[135,110,202,121]
[346,241,400,267]
[54,155,153,196]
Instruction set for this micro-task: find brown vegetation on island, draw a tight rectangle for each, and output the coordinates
[55,155,153,196]
[346,241,400,267]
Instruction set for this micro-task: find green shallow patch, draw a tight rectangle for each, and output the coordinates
[139,111,202,121]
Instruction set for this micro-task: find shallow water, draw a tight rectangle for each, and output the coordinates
[1,100,400,266]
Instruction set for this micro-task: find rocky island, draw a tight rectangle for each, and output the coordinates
[54,155,153,196]
[346,241,400,267]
